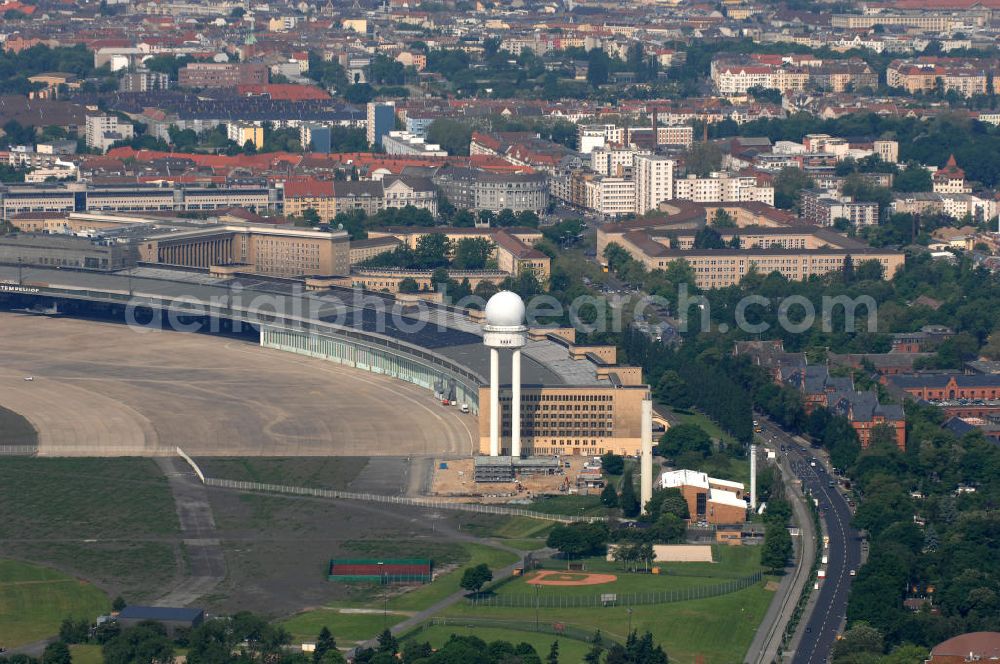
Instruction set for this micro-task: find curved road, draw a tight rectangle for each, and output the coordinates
[758,419,862,664]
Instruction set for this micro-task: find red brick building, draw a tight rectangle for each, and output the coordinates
[889,374,1000,402]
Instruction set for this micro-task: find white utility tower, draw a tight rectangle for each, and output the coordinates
[482,291,528,457]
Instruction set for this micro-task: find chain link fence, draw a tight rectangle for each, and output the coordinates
[466,571,764,608]
[0,445,37,456]
[406,616,623,648]
[200,475,601,524]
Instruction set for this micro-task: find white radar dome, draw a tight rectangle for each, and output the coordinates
[484,290,526,327]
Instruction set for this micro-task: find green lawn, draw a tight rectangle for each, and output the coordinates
[280,609,407,645]
[404,625,592,662]
[0,404,37,446]
[0,559,109,649]
[278,542,521,645]
[387,543,520,611]
[196,457,369,490]
[443,583,775,664]
[0,458,177,540]
[525,494,606,516]
[0,458,180,602]
[491,545,762,600]
[69,645,105,664]
[664,408,736,446]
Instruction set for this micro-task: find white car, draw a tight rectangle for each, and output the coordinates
[849,569,856,576]
[23,376,34,381]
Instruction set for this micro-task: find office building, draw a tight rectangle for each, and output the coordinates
[178,62,268,89]
[366,102,395,148]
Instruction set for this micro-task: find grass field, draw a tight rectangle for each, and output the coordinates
[0,559,109,649]
[525,494,605,517]
[443,583,774,664]
[403,625,592,662]
[0,403,37,446]
[0,458,179,601]
[278,542,520,646]
[492,545,762,600]
[665,408,736,446]
[281,609,408,644]
[69,645,104,664]
[196,457,369,490]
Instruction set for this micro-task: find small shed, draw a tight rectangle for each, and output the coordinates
[117,606,205,636]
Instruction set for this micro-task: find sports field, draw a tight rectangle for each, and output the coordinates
[492,545,762,600]
[279,542,520,647]
[439,545,772,664]
[443,583,774,664]
[0,559,109,649]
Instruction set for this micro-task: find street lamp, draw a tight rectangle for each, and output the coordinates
[378,562,387,627]
[534,584,540,632]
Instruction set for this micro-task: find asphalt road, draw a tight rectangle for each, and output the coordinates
[757,418,862,664]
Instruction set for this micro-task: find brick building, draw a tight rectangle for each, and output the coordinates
[660,469,747,525]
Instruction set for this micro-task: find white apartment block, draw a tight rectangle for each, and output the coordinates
[577,124,626,154]
[591,146,650,176]
[85,115,134,153]
[713,66,776,96]
[587,176,636,217]
[942,194,997,222]
[635,154,676,214]
[673,173,775,206]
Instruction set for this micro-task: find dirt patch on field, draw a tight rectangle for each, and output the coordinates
[526,570,618,587]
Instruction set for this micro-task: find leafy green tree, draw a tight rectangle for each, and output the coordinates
[376,629,398,655]
[41,642,71,664]
[656,423,712,459]
[453,237,494,270]
[761,523,793,572]
[546,641,560,664]
[546,522,609,558]
[460,563,493,593]
[692,226,726,250]
[832,623,884,663]
[601,481,620,508]
[773,167,814,211]
[102,623,174,664]
[414,233,451,269]
[58,618,89,644]
[343,83,375,104]
[586,49,610,86]
[685,142,724,177]
[619,470,640,518]
[711,208,736,228]
[398,277,420,294]
[314,627,338,663]
[600,452,625,475]
[426,119,473,156]
[893,162,932,192]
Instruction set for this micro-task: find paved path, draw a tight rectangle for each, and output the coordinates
[348,542,554,656]
[154,457,226,607]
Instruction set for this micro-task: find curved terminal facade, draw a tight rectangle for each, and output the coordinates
[0,263,652,462]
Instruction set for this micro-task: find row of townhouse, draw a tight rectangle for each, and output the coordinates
[886,57,997,98]
[282,176,438,222]
[710,56,877,96]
